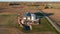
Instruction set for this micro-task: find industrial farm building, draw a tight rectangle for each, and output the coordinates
[18,12,41,30]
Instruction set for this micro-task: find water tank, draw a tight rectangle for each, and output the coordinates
[31,14,36,21]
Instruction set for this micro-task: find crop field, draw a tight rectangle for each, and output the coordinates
[0,14,17,26]
[18,17,59,34]
[0,14,22,34]
[0,13,59,34]
[0,27,23,34]
[0,2,60,34]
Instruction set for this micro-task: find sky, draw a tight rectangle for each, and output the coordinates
[0,0,60,2]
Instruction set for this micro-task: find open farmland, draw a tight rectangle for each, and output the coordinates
[17,17,58,34]
[0,2,60,34]
[0,13,58,34]
[0,14,18,26]
[0,14,23,34]
[0,14,58,34]
[0,27,24,34]
[42,9,60,26]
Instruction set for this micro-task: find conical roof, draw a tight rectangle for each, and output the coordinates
[25,12,31,16]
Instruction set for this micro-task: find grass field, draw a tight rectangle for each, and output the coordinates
[0,12,59,34]
[17,17,59,34]
[0,14,25,34]
[0,14,17,27]
[0,10,59,34]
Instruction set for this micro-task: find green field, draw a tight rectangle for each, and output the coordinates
[0,14,60,34]
[17,17,60,34]
[0,14,17,27]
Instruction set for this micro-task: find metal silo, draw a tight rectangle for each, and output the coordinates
[31,14,36,21]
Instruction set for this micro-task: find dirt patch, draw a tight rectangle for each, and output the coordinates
[0,27,57,34]
[25,31,57,34]
[0,27,24,34]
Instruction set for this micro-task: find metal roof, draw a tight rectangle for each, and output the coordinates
[25,12,31,16]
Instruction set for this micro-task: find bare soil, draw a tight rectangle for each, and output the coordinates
[26,31,57,34]
[0,27,57,34]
